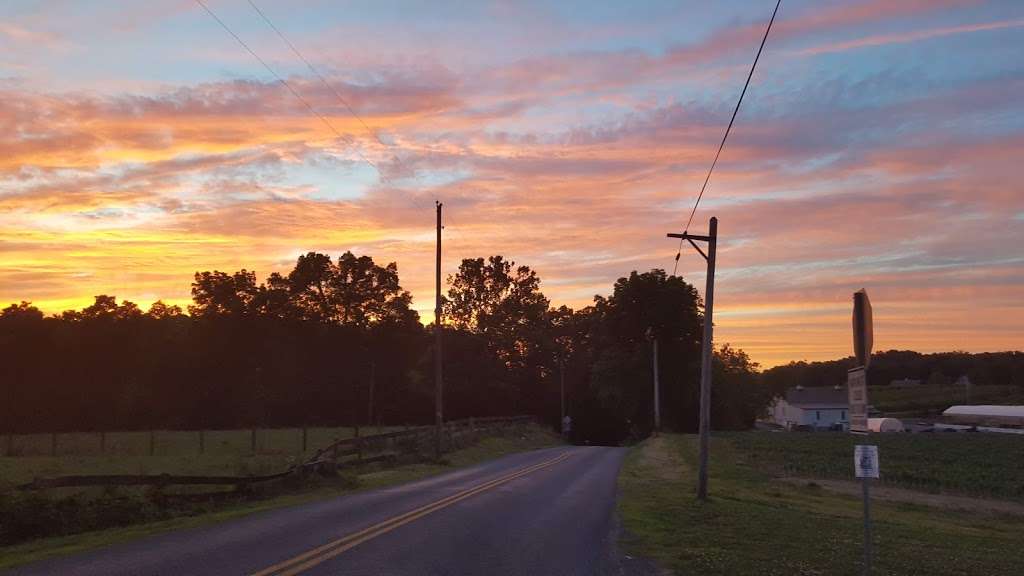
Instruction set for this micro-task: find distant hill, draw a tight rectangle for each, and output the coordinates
[762,350,1023,394]
[868,384,1024,416]
[762,350,1024,416]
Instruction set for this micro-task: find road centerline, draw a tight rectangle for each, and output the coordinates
[250,451,572,576]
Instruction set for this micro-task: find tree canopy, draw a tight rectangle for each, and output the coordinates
[0,253,770,443]
[762,349,1023,398]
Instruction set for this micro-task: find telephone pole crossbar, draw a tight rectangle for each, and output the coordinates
[667,216,717,501]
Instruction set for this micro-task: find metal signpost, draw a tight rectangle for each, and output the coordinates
[849,289,875,576]
[855,445,879,576]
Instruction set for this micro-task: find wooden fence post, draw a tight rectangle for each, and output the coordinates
[51,432,57,456]
[149,430,156,456]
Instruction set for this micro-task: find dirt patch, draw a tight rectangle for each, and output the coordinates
[637,436,689,481]
[780,477,1024,516]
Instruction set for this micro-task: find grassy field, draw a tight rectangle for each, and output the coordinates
[1,426,407,458]
[618,433,1024,576]
[727,431,1024,501]
[869,384,1024,415]
[0,423,561,570]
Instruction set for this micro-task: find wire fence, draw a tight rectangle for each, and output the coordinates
[14,416,535,492]
[2,417,533,458]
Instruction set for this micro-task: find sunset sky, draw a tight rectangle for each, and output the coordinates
[1,0,1022,367]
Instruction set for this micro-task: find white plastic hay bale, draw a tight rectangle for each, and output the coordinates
[867,417,903,433]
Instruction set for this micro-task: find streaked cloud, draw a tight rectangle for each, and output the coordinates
[0,0,1021,366]
[794,18,1024,56]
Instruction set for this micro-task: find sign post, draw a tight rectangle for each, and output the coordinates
[849,289,875,576]
[855,445,878,576]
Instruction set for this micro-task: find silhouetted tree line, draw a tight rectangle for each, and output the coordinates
[0,252,765,442]
[762,349,1024,397]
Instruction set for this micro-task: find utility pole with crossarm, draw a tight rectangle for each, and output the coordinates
[434,201,444,460]
[667,216,717,501]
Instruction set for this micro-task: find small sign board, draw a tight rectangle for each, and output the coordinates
[848,367,868,433]
[855,445,879,479]
[853,289,873,368]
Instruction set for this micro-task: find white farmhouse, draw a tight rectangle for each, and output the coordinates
[770,386,849,430]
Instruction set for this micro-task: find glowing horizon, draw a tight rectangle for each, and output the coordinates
[2,0,1022,367]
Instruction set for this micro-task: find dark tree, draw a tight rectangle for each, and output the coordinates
[443,256,551,415]
[189,270,259,318]
[0,255,777,442]
[579,270,704,441]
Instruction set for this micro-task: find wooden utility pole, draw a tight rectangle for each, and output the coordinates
[559,360,566,420]
[434,201,444,459]
[367,358,376,427]
[653,337,661,433]
[667,216,717,501]
[646,327,661,433]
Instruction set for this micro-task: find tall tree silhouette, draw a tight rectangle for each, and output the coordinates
[444,256,551,414]
[0,254,785,439]
[189,270,259,317]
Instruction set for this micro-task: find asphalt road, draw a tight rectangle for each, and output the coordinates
[9,445,649,576]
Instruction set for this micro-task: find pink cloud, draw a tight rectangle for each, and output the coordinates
[795,18,1024,56]
[2,0,1021,367]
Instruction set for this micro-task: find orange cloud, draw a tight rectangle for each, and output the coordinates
[2,0,1022,369]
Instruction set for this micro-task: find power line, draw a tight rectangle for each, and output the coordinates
[197,0,454,243]
[197,0,449,249]
[243,0,467,234]
[194,0,383,175]
[242,1,469,261]
[672,0,781,276]
[244,0,447,207]
[201,1,474,273]
[244,0,393,157]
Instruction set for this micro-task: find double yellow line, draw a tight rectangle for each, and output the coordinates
[251,451,571,576]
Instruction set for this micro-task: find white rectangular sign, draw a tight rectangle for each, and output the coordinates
[848,367,868,433]
[855,445,879,479]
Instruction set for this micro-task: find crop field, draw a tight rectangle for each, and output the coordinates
[618,434,1024,576]
[725,431,1024,501]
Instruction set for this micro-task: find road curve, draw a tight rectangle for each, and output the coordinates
[8,445,641,576]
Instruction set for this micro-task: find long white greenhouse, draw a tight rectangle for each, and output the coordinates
[942,405,1024,427]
